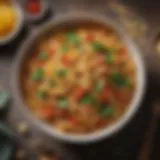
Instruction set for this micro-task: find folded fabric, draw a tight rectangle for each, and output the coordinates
[0,124,15,160]
[0,91,15,160]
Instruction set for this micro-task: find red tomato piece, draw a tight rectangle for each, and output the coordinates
[118,47,127,55]
[86,34,94,42]
[97,118,107,127]
[92,55,105,68]
[37,61,44,66]
[99,87,109,103]
[61,56,72,66]
[68,116,77,125]
[37,106,54,120]
[114,91,128,103]
[48,47,55,56]
[72,87,86,101]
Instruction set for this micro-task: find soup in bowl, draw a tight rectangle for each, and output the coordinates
[12,14,145,143]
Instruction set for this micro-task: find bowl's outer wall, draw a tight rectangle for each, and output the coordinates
[12,13,146,144]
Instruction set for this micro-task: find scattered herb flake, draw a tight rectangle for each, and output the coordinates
[111,71,128,87]
[105,54,113,64]
[80,95,93,104]
[65,32,80,46]
[31,68,44,81]
[38,51,48,60]
[56,69,67,77]
[95,81,104,93]
[49,80,55,88]
[57,98,68,108]
[101,107,114,117]
[61,45,68,54]
[37,90,46,100]
[91,41,108,52]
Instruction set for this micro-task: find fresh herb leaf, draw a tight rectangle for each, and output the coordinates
[91,41,108,52]
[57,98,68,108]
[65,32,80,46]
[49,80,55,88]
[31,68,44,81]
[38,51,48,60]
[95,81,104,93]
[80,95,93,104]
[111,71,128,87]
[105,54,113,64]
[101,107,114,117]
[37,90,46,100]
[56,69,67,77]
[61,44,68,54]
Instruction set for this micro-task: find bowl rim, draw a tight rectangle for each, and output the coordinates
[0,4,24,45]
[11,12,146,144]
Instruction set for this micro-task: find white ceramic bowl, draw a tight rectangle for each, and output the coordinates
[0,4,24,45]
[12,12,146,144]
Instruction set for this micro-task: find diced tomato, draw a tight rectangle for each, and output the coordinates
[37,61,45,66]
[72,87,86,101]
[37,106,54,120]
[97,118,107,127]
[68,116,77,125]
[118,47,127,55]
[37,105,67,120]
[114,91,127,103]
[52,106,67,117]
[86,34,94,42]
[99,87,109,103]
[61,56,72,66]
[92,55,105,68]
[48,47,55,56]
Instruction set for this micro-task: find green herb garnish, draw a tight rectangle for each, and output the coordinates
[31,68,44,81]
[91,41,108,52]
[80,95,93,104]
[65,32,80,46]
[111,71,128,87]
[49,80,55,88]
[57,98,68,108]
[61,44,68,54]
[101,107,114,117]
[37,90,46,100]
[95,81,104,93]
[105,54,113,64]
[38,51,48,60]
[56,69,67,77]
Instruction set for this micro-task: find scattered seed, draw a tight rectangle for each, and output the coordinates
[17,122,29,135]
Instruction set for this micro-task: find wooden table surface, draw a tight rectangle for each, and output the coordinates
[0,0,160,159]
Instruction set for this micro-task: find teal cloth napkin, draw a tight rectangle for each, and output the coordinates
[0,91,15,160]
[0,124,15,160]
